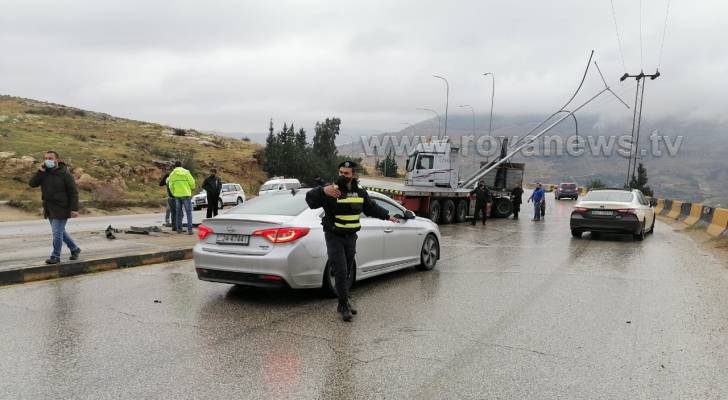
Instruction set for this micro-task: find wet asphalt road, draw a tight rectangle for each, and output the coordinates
[2,194,728,399]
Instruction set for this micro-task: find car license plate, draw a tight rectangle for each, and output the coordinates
[591,210,614,216]
[216,234,249,245]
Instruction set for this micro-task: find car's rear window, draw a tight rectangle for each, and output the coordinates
[561,184,577,189]
[583,191,634,202]
[259,183,278,191]
[228,191,309,216]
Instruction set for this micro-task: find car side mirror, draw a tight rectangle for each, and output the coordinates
[404,210,415,220]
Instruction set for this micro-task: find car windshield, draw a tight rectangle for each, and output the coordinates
[228,191,309,216]
[561,184,576,189]
[583,191,634,202]
[259,183,278,191]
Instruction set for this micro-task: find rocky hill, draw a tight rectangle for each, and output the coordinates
[0,95,266,209]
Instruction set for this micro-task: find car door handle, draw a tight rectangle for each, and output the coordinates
[384,228,393,233]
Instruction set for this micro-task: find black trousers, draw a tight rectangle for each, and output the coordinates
[472,202,488,225]
[325,232,357,302]
[206,195,219,218]
[513,202,521,219]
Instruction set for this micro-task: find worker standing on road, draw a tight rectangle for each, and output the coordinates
[528,183,545,221]
[470,180,492,226]
[202,168,222,218]
[306,160,399,322]
[511,184,524,220]
[159,164,177,230]
[28,150,82,264]
[168,161,196,235]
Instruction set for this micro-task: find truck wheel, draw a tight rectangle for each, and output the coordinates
[491,198,513,218]
[455,200,468,223]
[427,200,441,224]
[441,199,455,224]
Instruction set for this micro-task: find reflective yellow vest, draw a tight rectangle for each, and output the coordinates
[333,194,364,232]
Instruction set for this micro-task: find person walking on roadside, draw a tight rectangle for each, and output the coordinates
[202,168,222,218]
[159,164,177,230]
[29,150,82,264]
[470,180,492,226]
[168,161,196,234]
[528,183,545,221]
[511,184,524,220]
[306,160,399,322]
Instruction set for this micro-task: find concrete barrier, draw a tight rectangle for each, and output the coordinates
[660,199,673,216]
[678,202,693,222]
[683,203,703,226]
[655,199,665,214]
[707,208,728,237]
[667,200,683,219]
[0,248,193,286]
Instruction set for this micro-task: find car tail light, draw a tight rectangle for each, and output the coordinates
[573,207,588,213]
[616,208,637,214]
[198,225,214,240]
[252,227,310,243]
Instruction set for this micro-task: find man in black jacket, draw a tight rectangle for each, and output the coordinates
[306,160,399,321]
[159,164,177,229]
[470,180,492,226]
[202,168,223,218]
[511,184,524,220]
[29,150,81,264]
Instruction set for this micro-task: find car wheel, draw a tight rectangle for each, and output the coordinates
[428,200,441,224]
[455,200,468,223]
[441,199,455,224]
[218,199,223,209]
[415,234,439,271]
[571,229,582,238]
[648,216,655,234]
[236,197,243,205]
[322,260,355,298]
[633,221,646,241]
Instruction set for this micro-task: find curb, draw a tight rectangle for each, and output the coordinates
[655,197,728,238]
[0,248,193,287]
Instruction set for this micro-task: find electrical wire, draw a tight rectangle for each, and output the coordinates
[610,0,628,74]
[657,0,672,69]
[639,0,644,71]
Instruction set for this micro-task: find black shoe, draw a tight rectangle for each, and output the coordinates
[347,298,358,315]
[45,257,60,265]
[70,248,81,261]
[337,301,353,322]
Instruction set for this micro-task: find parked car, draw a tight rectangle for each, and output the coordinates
[258,178,301,196]
[192,183,246,211]
[555,182,579,200]
[570,188,656,240]
[193,189,441,295]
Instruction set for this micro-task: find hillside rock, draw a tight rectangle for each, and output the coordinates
[1,156,36,175]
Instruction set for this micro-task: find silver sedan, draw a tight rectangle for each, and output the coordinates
[193,189,441,294]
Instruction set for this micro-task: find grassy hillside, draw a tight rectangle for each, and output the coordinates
[0,95,267,210]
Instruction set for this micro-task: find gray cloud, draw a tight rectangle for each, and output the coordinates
[1,0,725,136]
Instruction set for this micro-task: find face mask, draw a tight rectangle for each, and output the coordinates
[44,160,56,169]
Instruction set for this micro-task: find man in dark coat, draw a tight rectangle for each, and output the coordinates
[159,164,177,229]
[511,184,524,220]
[29,150,81,264]
[306,160,399,322]
[202,168,223,218]
[470,180,492,226]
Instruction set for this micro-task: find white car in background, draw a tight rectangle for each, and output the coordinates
[193,189,441,295]
[570,188,656,240]
[192,183,246,210]
[258,178,301,196]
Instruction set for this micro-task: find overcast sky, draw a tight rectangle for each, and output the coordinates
[2,0,726,138]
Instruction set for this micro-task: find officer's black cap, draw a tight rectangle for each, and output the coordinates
[338,160,357,169]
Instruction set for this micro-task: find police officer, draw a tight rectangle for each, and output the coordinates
[470,180,492,226]
[306,160,399,322]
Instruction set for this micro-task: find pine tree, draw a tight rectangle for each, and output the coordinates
[376,149,399,177]
[313,117,341,172]
[629,163,653,196]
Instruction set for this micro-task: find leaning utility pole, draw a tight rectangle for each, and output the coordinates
[621,69,660,187]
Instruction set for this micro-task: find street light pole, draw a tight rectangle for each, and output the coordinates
[457,105,475,137]
[416,108,441,138]
[483,72,495,137]
[433,75,449,139]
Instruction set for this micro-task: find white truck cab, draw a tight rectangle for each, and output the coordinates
[404,139,460,188]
